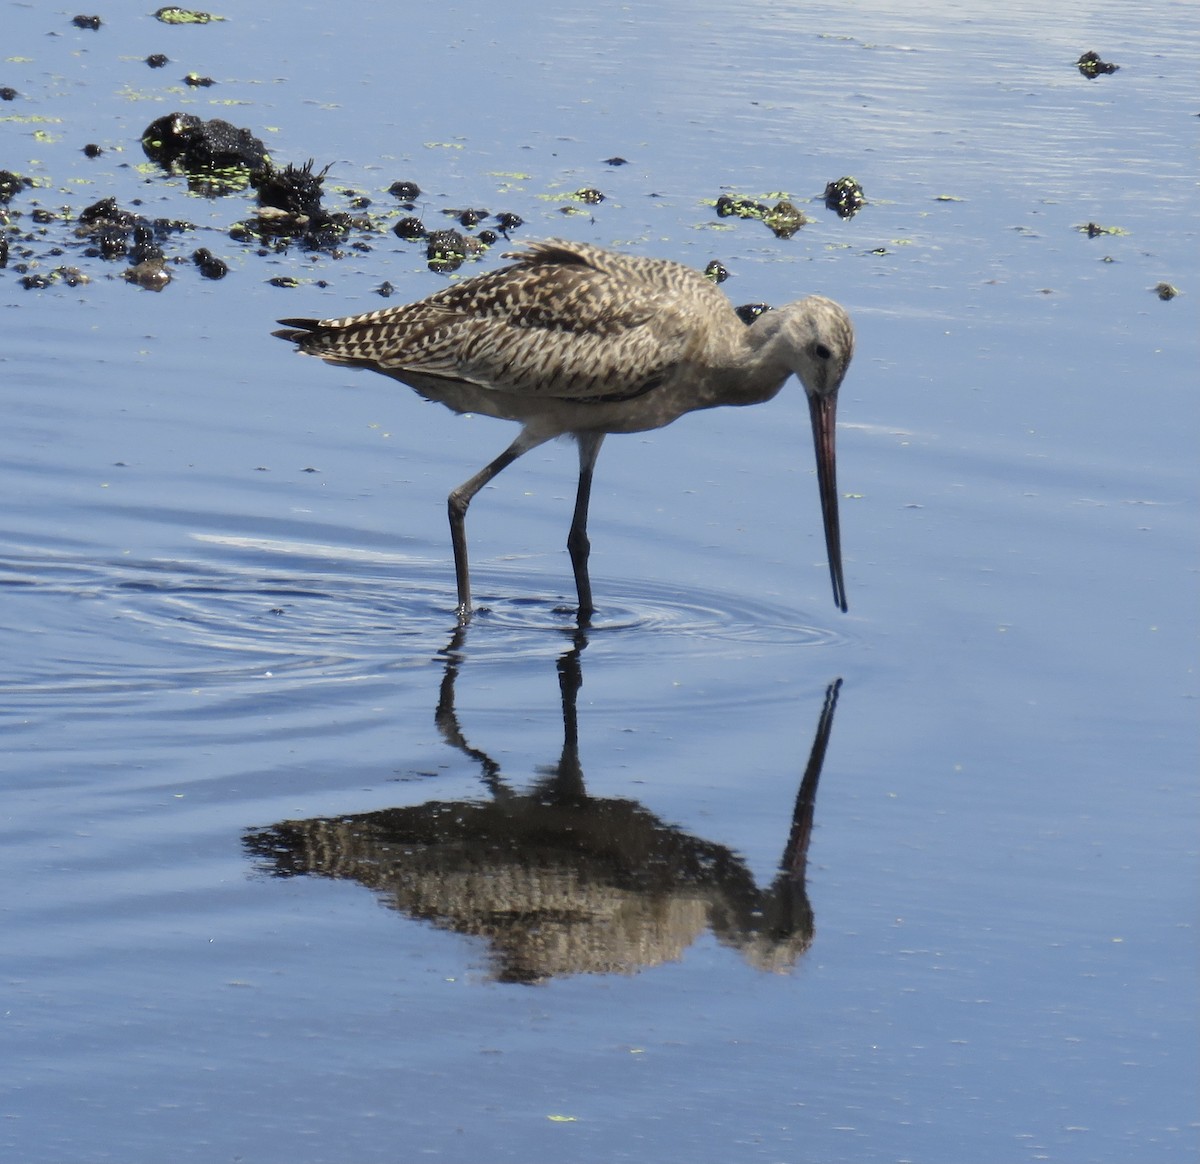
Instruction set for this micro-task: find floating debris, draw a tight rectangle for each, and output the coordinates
[1077,51,1119,78]
[154,6,220,24]
[571,188,605,204]
[73,198,192,270]
[253,160,328,218]
[714,194,807,237]
[1153,282,1179,301]
[0,237,8,268]
[446,207,488,228]
[764,200,807,239]
[0,170,33,204]
[735,303,772,325]
[388,180,421,202]
[129,224,165,266]
[77,197,137,231]
[77,203,135,259]
[603,157,628,166]
[823,176,866,219]
[239,161,365,252]
[422,230,488,272]
[71,15,102,30]
[192,248,228,279]
[184,73,216,88]
[426,228,469,272]
[1077,222,1126,238]
[704,259,729,284]
[715,194,770,220]
[141,112,269,194]
[393,216,427,241]
[124,257,172,292]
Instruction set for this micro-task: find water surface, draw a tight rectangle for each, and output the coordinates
[2,2,1196,1161]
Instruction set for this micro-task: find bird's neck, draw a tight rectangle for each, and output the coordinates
[698,313,793,408]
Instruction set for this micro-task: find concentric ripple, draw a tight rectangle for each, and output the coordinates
[469,572,846,648]
[0,536,850,715]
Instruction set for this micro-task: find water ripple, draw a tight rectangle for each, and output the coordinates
[0,537,849,711]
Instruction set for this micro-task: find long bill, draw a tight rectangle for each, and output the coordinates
[807,392,848,613]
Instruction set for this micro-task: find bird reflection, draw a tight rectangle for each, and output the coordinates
[245,630,842,984]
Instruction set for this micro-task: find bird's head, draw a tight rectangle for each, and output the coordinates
[751,295,855,613]
[770,295,855,401]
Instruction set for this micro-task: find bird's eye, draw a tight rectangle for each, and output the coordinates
[813,343,833,361]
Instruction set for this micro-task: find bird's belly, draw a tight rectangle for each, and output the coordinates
[403,374,708,438]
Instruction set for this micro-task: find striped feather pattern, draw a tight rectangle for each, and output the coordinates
[275,239,742,402]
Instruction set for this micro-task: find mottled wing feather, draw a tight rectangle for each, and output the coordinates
[276,240,719,402]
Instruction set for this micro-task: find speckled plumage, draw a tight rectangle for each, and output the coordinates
[274,238,855,621]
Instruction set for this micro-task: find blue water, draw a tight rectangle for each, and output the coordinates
[2,2,1196,1161]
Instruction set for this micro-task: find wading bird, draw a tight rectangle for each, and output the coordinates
[274,239,854,623]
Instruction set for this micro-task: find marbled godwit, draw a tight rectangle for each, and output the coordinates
[274,239,854,622]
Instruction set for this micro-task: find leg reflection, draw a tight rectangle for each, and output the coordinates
[247,632,845,982]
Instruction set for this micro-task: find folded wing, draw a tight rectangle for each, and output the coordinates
[275,240,718,403]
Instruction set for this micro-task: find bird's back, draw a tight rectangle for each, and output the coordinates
[275,240,744,407]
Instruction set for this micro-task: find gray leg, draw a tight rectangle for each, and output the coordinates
[448,429,550,621]
[567,432,605,624]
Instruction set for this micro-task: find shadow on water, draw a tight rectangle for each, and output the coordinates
[245,625,843,984]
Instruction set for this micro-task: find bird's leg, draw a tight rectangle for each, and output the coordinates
[567,432,605,625]
[448,429,550,621]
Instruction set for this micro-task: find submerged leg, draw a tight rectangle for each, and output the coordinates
[567,432,605,625]
[449,428,550,621]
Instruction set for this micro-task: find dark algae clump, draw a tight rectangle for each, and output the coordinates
[1077,51,1119,77]
[823,177,866,219]
[141,113,269,193]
